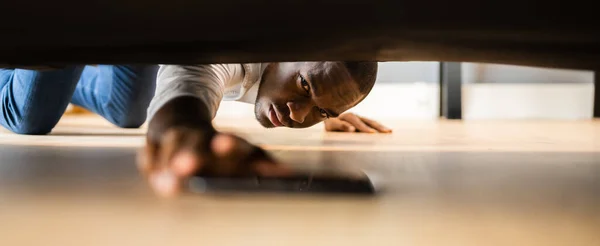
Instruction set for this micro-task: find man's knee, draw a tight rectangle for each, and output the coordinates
[3,118,55,135]
[108,111,147,129]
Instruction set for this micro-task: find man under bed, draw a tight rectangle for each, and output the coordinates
[0,62,391,197]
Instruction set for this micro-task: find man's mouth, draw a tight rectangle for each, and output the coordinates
[268,105,283,127]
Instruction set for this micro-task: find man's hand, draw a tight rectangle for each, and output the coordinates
[137,128,288,197]
[136,96,288,198]
[324,113,392,133]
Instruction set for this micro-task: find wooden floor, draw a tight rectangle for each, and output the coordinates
[1,115,599,246]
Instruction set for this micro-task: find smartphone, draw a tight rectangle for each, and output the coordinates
[187,168,376,195]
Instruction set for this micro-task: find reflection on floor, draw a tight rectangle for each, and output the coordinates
[0,115,599,246]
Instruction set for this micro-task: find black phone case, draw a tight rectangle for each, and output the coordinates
[187,172,376,195]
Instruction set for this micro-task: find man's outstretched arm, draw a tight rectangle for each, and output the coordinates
[138,65,287,198]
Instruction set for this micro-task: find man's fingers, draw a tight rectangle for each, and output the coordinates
[324,119,337,132]
[339,121,356,132]
[171,151,202,177]
[206,133,258,175]
[325,118,355,132]
[211,133,253,161]
[150,170,180,198]
[170,131,205,176]
[359,116,392,133]
[343,114,376,133]
[211,134,241,157]
[158,128,187,168]
[148,128,205,178]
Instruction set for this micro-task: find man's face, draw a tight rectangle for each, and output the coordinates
[254,62,365,128]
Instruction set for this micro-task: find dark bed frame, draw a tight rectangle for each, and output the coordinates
[1,0,599,118]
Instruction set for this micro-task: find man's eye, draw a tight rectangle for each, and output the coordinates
[300,75,310,94]
[319,108,328,118]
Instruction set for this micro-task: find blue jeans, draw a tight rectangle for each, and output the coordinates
[0,65,158,135]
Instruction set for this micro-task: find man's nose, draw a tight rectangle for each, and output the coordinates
[287,101,311,123]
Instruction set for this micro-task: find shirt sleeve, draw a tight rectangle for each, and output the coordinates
[146,64,244,122]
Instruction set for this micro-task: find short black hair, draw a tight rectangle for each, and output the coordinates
[343,61,378,96]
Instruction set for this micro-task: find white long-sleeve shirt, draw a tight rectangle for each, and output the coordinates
[147,63,266,121]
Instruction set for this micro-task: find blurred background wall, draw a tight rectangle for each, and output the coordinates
[216,62,595,120]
